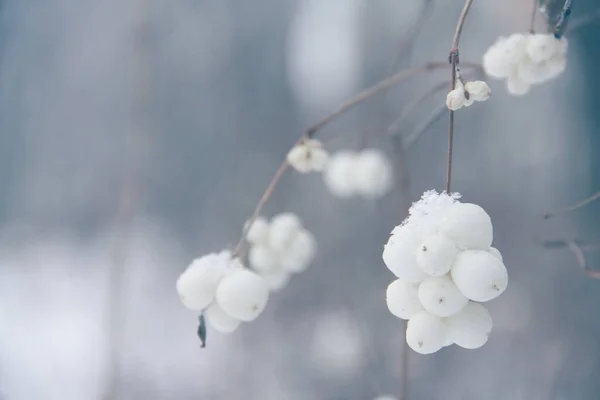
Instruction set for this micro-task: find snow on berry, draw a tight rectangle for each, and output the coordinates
[451,249,508,302]
[324,149,393,199]
[203,302,240,333]
[176,250,233,311]
[405,311,448,354]
[418,275,468,317]
[246,213,317,292]
[215,267,270,322]
[483,32,567,95]
[383,190,507,353]
[445,301,493,349]
[416,233,459,276]
[386,279,424,320]
[286,138,329,173]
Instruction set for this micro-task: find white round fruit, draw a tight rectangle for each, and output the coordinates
[386,279,424,320]
[415,234,459,276]
[248,245,279,273]
[488,246,503,261]
[215,268,269,322]
[204,302,240,333]
[383,226,428,283]
[451,250,508,302]
[418,275,468,317]
[440,202,493,250]
[406,311,448,354]
[267,213,302,251]
[261,270,290,292]
[176,253,229,311]
[445,302,492,349]
[245,217,269,245]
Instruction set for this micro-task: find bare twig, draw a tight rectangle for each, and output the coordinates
[542,239,600,279]
[543,191,600,219]
[542,239,600,252]
[553,0,572,38]
[446,0,475,193]
[530,0,538,33]
[403,103,448,148]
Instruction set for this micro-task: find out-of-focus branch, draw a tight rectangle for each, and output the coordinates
[543,191,600,219]
[530,0,539,33]
[542,239,600,279]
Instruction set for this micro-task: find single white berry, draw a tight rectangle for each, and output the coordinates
[488,246,503,261]
[261,270,290,292]
[526,33,560,63]
[440,202,493,250]
[281,228,317,273]
[323,151,357,198]
[464,81,491,102]
[506,71,531,96]
[204,302,240,333]
[415,234,459,276]
[446,85,466,111]
[451,250,508,302]
[386,279,424,320]
[286,139,329,173]
[215,268,269,322]
[406,311,448,354]
[445,301,492,349]
[418,275,468,317]
[354,149,394,198]
[176,252,230,311]
[383,226,428,283]
[245,217,269,245]
[267,212,302,252]
[248,244,279,273]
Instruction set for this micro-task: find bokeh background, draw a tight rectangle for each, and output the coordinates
[0,0,599,399]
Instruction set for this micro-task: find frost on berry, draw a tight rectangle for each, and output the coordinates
[245,217,269,245]
[323,150,357,198]
[286,139,329,173]
[445,301,493,349]
[386,279,424,320]
[402,190,461,237]
[215,268,270,322]
[440,202,493,250]
[416,234,458,276]
[383,226,427,283]
[451,250,508,302]
[248,244,279,273]
[418,275,468,317]
[267,212,302,252]
[353,149,394,198]
[176,251,231,311]
[204,302,240,333]
[406,311,448,354]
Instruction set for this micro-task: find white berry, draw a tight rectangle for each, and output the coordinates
[261,270,291,292]
[204,302,240,333]
[445,302,492,349]
[286,139,329,173]
[418,275,468,317]
[282,228,317,273]
[245,217,269,245]
[416,234,458,276]
[488,246,503,261]
[248,244,279,273]
[451,250,508,302]
[215,268,269,322]
[354,149,393,198]
[176,252,230,311]
[386,279,424,320]
[323,151,357,198]
[440,202,493,250]
[406,311,448,354]
[383,226,428,283]
[464,81,491,102]
[267,212,302,252]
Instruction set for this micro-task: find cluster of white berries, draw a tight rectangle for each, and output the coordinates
[446,79,491,111]
[246,213,317,292]
[324,149,394,199]
[177,251,270,333]
[483,33,568,96]
[383,190,508,354]
[286,138,329,173]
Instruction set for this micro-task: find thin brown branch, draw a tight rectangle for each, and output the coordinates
[403,103,447,148]
[446,0,474,193]
[305,61,479,138]
[530,0,538,33]
[543,191,600,219]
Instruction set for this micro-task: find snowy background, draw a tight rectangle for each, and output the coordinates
[0,0,600,399]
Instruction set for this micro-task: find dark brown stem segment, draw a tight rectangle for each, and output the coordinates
[446,0,474,193]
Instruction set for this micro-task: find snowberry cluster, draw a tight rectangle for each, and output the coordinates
[246,213,317,292]
[446,79,491,111]
[287,138,329,173]
[324,149,393,199]
[483,33,568,96]
[177,250,270,333]
[383,190,508,354]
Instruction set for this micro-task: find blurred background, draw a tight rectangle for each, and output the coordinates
[0,0,599,399]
